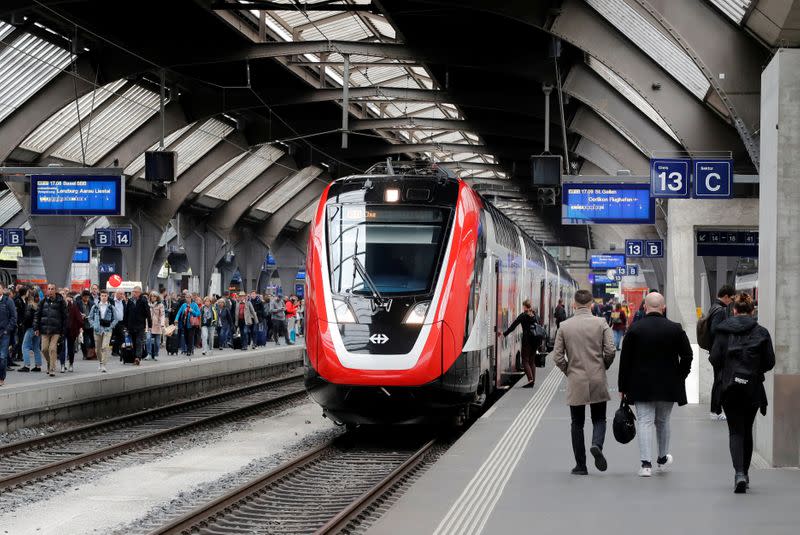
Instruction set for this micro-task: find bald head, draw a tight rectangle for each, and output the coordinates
[644,292,665,314]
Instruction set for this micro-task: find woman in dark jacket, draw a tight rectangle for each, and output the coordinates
[503,299,542,389]
[709,292,775,494]
[60,293,83,373]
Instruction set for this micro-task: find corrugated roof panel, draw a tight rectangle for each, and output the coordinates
[193,151,247,193]
[20,79,126,154]
[255,166,321,214]
[292,201,318,224]
[0,190,22,226]
[369,17,396,39]
[0,21,14,41]
[205,144,285,200]
[51,84,160,164]
[709,0,752,23]
[586,56,680,143]
[81,216,110,237]
[123,122,195,177]
[586,0,709,100]
[0,33,73,124]
[301,15,371,41]
[173,118,234,176]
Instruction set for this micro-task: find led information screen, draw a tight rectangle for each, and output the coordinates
[562,183,654,224]
[30,175,123,216]
[72,247,91,263]
[590,254,626,269]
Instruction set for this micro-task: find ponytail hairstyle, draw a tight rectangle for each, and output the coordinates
[733,292,755,315]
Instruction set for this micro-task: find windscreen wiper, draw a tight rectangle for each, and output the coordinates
[353,256,385,304]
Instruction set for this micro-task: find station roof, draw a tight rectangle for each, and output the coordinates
[0,0,784,252]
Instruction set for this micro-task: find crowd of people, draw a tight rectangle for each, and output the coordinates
[542,286,773,494]
[0,283,305,385]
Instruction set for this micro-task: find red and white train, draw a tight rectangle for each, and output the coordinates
[304,163,577,425]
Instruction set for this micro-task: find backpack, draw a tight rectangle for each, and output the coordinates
[697,304,723,351]
[723,331,762,395]
[611,311,622,325]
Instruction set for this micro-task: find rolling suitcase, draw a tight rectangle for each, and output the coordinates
[255,324,267,347]
[120,328,137,364]
[166,333,180,355]
[232,330,243,350]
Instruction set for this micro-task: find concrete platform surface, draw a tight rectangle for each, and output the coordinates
[0,341,305,423]
[369,358,800,535]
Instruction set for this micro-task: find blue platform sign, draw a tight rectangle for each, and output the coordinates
[693,160,733,198]
[95,228,113,248]
[5,228,24,246]
[98,263,116,274]
[113,228,132,248]
[0,229,5,246]
[627,265,639,276]
[625,239,644,258]
[650,159,691,198]
[616,266,627,276]
[30,175,123,216]
[645,239,664,258]
[72,246,91,263]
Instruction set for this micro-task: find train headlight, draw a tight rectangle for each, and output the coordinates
[403,301,430,324]
[333,299,357,323]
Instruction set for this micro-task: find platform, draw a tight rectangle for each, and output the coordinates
[368,358,800,535]
[0,341,305,432]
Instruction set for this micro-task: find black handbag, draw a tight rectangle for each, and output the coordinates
[613,399,637,444]
[534,351,547,368]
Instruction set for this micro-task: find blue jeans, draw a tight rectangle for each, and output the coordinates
[0,331,9,381]
[613,329,624,349]
[148,333,161,358]
[22,328,43,368]
[219,324,231,348]
[238,322,250,348]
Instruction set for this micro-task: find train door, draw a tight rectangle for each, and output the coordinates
[489,257,500,387]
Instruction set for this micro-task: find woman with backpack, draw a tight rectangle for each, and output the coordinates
[610,303,627,350]
[503,299,543,389]
[709,293,775,494]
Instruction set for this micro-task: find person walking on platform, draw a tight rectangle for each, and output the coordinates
[76,290,95,361]
[0,285,17,386]
[503,299,543,389]
[111,290,127,357]
[61,292,83,373]
[610,303,627,350]
[270,296,291,346]
[708,285,736,346]
[17,293,42,373]
[217,297,233,349]
[13,286,27,366]
[200,297,218,356]
[551,289,616,475]
[554,299,567,331]
[709,293,775,493]
[176,295,201,357]
[34,283,66,377]
[148,292,165,361]
[618,292,693,477]
[125,286,152,365]
[90,290,117,373]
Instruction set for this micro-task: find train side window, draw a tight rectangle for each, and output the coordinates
[465,212,486,344]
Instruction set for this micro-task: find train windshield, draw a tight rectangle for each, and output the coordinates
[327,204,450,297]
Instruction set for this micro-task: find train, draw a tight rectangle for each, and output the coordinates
[303,162,577,425]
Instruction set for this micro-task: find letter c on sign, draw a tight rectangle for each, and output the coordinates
[706,172,721,192]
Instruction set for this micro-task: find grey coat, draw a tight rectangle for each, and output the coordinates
[550,307,616,406]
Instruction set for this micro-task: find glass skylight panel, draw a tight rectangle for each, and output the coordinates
[21,79,126,154]
[709,0,752,23]
[255,166,321,214]
[51,84,160,164]
[586,0,709,100]
[0,190,22,226]
[81,216,110,237]
[172,118,234,176]
[301,15,371,41]
[123,122,195,176]
[205,144,284,200]
[193,151,247,193]
[586,56,680,142]
[0,21,14,41]
[0,32,73,124]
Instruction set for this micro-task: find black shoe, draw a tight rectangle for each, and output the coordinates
[522,381,535,389]
[17,366,30,372]
[735,473,747,494]
[590,445,607,472]
[745,473,750,489]
[32,366,42,372]
[571,466,588,475]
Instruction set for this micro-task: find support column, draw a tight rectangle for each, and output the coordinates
[232,228,267,293]
[180,215,227,296]
[271,236,306,296]
[112,209,165,288]
[757,48,800,467]
[665,198,758,406]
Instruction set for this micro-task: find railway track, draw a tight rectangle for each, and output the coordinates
[0,374,307,491]
[148,435,437,535]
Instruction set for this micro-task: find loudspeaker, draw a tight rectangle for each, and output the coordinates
[145,151,177,182]
[531,155,562,186]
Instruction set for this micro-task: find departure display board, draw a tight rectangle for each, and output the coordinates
[590,254,626,269]
[30,175,123,216]
[72,247,91,263]
[562,183,654,224]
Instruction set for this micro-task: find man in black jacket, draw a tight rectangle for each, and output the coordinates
[34,283,67,377]
[125,286,152,365]
[618,292,693,477]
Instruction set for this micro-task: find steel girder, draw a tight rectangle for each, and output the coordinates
[564,63,682,157]
[574,138,624,175]
[570,106,650,175]
[746,0,800,46]
[551,0,747,165]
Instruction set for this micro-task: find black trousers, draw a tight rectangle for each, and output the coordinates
[570,402,607,468]
[722,393,758,475]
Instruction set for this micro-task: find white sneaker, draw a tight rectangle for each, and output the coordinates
[657,454,673,472]
[60,365,66,373]
[99,365,103,372]
[638,466,652,477]
[68,364,74,372]
[101,365,107,373]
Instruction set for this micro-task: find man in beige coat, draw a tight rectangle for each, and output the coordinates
[551,289,617,475]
